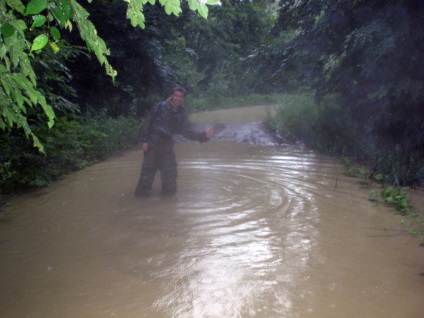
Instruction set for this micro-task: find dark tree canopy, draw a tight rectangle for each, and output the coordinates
[251,0,424,154]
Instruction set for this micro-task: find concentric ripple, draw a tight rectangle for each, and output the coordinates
[151,141,339,317]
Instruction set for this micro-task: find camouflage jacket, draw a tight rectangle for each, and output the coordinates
[139,97,208,146]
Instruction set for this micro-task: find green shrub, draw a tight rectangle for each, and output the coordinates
[0,114,140,194]
[268,93,424,188]
[381,186,414,216]
[268,93,316,141]
[369,146,424,186]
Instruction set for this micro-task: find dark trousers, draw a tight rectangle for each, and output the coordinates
[134,145,177,195]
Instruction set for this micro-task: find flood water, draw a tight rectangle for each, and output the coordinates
[1,106,423,318]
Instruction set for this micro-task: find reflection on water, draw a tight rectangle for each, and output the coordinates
[154,146,317,317]
[0,106,423,318]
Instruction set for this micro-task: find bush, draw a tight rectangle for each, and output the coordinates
[268,93,424,187]
[268,92,318,145]
[0,114,140,194]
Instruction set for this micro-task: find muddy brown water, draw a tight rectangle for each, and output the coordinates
[1,106,423,318]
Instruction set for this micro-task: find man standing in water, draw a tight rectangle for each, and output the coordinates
[134,86,213,196]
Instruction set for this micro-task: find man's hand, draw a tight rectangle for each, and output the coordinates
[206,126,214,139]
[142,142,148,151]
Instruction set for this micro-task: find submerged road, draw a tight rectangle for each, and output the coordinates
[1,106,423,317]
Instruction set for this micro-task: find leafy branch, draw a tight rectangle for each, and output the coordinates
[0,0,220,151]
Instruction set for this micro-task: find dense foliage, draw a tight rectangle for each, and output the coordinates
[67,0,274,116]
[1,0,219,151]
[0,114,139,193]
[261,0,424,186]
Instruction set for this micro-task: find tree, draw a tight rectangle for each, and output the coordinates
[66,0,274,117]
[183,0,274,92]
[67,1,192,117]
[250,0,424,184]
[0,0,219,151]
[256,0,424,151]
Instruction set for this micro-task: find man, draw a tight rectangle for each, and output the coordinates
[134,86,213,196]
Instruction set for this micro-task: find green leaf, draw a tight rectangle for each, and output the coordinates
[8,19,27,33]
[72,1,116,79]
[19,57,37,85]
[0,45,7,59]
[38,97,55,128]
[30,34,49,51]
[374,173,385,181]
[6,0,26,14]
[51,6,67,26]
[31,134,45,152]
[356,168,365,175]
[197,3,208,19]
[49,41,60,53]
[14,87,25,109]
[65,20,73,32]
[1,23,15,38]
[4,56,11,70]
[0,66,51,152]
[162,0,181,16]
[126,0,146,28]
[0,75,13,95]
[187,0,197,10]
[3,25,28,68]
[30,15,47,29]
[58,0,73,18]
[25,0,47,15]
[206,0,220,4]
[50,26,61,41]
[2,106,16,127]
[51,0,73,26]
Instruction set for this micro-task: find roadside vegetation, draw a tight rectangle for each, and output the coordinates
[268,92,424,243]
[268,93,424,188]
[0,114,139,195]
[346,160,424,244]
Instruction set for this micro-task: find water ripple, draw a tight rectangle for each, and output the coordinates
[153,143,324,317]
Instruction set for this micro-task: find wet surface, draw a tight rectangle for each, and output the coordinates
[1,106,423,317]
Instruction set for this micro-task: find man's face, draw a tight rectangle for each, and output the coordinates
[171,91,185,110]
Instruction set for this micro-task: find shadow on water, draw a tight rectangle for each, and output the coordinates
[359,228,410,238]
[0,106,423,318]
